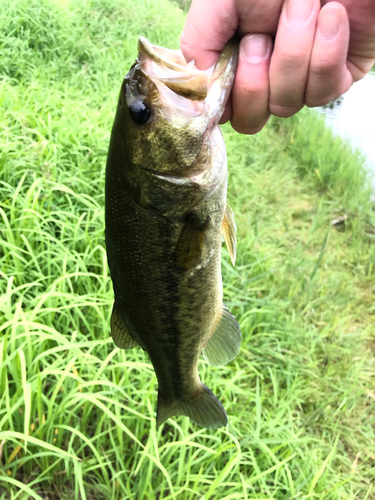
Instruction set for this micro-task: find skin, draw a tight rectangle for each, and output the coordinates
[180,0,375,134]
[105,40,239,428]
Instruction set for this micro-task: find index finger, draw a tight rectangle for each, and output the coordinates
[180,0,237,69]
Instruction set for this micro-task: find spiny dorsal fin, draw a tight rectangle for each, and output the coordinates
[222,204,237,266]
[202,305,241,366]
[175,213,210,269]
[110,303,139,349]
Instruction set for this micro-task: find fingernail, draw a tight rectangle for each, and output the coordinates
[286,0,315,21]
[319,7,340,39]
[242,35,270,63]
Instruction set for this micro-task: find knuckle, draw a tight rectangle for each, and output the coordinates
[235,74,269,99]
[179,31,194,59]
[277,51,307,72]
[310,57,338,78]
[231,123,265,135]
[347,59,371,83]
[269,104,301,118]
[231,115,269,135]
[305,92,340,108]
[242,84,267,97]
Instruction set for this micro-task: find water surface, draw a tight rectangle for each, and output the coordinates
[317,73,375,187]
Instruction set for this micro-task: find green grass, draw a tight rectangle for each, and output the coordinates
[0,0,375,498]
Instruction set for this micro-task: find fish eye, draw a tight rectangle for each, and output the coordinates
[129,100,152,125]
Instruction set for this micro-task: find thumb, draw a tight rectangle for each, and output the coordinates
[180,0,238,69]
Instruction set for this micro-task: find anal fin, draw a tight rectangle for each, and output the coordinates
[222,203,237,266]
[110,303,139,349]
[203,305,241,366]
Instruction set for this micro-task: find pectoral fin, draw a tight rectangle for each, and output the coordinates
[222,204,237,266]
[175,213,210,269]
[110,303,139,349]
[202,305,241,366]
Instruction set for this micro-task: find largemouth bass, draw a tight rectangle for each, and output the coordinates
[105,37,241,429]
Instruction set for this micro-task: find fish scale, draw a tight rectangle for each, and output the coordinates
[105,37,241,429]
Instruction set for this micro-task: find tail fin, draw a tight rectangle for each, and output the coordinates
[156,385,227,429]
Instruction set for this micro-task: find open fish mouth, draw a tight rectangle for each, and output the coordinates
[138,36,238,109]
[138,37,210,101]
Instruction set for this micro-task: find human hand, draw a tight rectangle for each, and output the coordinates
[180,0,375,134]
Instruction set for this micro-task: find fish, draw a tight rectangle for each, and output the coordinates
[105,36,241,429]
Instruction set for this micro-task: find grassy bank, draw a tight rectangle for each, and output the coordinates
[0,0,374,498]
